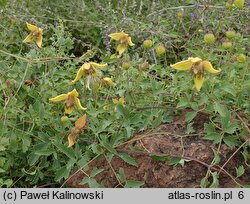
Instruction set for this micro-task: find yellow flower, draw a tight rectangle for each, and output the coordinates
[109,31,134,56]
[99,77,114,89]
[139,61,149,71]
[112,97,126,112]
[170,57,221,91]
[103,105,110,111]
[68,114,87,147]
[103,77,114,86]
[70,62,107,85]
[23,22,43,48]
[112,97,125,106]
[49,89,86,114]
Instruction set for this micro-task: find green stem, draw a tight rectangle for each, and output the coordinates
[94,91,98,109]
[164,52,167,66]
[126,70,129,89]
[142,49,146,60]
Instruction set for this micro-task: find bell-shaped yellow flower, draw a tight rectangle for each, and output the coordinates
[70,62,107,85]
[170,57,221,91]
[109,31,134,56]
[68,114,87,147]
[23,23,43,48]
[49,89,86,114]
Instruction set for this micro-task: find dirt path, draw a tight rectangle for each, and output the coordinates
[67,112,250,187]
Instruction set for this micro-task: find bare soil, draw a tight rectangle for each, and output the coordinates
[66,111,250,187]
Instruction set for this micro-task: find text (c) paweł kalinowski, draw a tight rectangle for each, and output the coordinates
[20,191,103,200]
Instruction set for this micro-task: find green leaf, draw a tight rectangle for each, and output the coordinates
[213,102,228,117]
[79,177,88,185]
[101,141,117,155]
[130,114,142,125]
[0,157,5,166]
[116,104,129,117]
[105,152,114,163]
[66,158,76,169]
[35,149,55,156]
[117,168,126,182]
[200,176,210,188]
[39,103,45,120]
[22,168,36,175]
[54,143,75,160]
[28,153,40,166]
[55,166,71,182]
[2,179,13,187]
[150,154,170,161]
[152,112,163,129]
[204,123,216,133]
[176,98,189,108]
[87,178,103,188]
[21,135,31,153]
[185,111,197,123]
[223,135,241,148]
[197,94,208,106]
[190,102,199,111]
[212,149,221,165]
[118,152,138,167]
[222,85,236,97]
[0,137,9,151]
[223,123,238,134]
[90,143,103,154]
[204,123,221,144]
[79,177,103,187]
[125,125,133,137]
[0,168,5,173]
[210,172,219,188]
[168,157,190,167]
[77,154,91,167]
[236,165,245,178]
[204,133,221,144]
[186,122,195,134]
[220,111,231,130]
[96,120,113,134]
[90,168,104,177]
[241,147,250,162]
[124,180,144,188]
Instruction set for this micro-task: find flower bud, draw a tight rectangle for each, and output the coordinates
[177,8,184,18]
[237,54,246,63]
[233,0,244,9]
[226,30,236,39]
[139,61,149,71]
[103,77,114,86]
[155,45,166,56]
[222,41,232,50]
[122,61,130,70]
[143,40,153,49]
[61,116,69,123]
[204,33,215,45]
